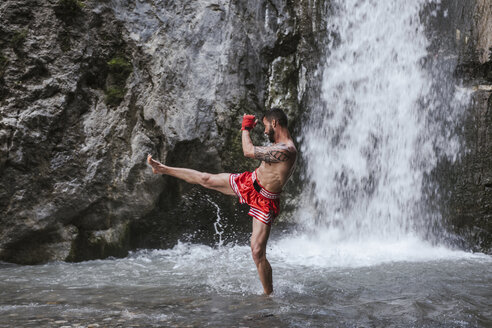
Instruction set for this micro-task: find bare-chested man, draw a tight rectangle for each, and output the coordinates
[147,107,297,295]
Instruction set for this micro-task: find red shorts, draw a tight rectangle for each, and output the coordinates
[229,170,280,226]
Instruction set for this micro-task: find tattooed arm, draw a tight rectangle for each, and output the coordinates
[252,144,291,163]
[242,130,291,163]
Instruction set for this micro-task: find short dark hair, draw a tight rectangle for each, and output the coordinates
[262,107,288,127]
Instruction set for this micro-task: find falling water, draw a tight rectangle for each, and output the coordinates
[298,0,469,246]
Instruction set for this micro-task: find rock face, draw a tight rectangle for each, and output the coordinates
[0,0,326,263]
[1,0,490,264]
[427,0,492,253]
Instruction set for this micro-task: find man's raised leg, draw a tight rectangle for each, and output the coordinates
[250,219,273,295]
[147,154,235,195]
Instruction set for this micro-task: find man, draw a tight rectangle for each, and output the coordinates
[147,108,297,295]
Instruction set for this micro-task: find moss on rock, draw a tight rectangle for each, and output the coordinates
[108,56,132,73]
[105,86,127,106]
[104,56,132,107]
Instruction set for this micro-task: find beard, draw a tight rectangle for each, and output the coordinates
[267,129,275,143]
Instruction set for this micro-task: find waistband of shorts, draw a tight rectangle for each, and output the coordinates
[251,170,281,200]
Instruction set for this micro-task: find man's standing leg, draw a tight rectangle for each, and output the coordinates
[149,154,274,294]
[250,219,273,295]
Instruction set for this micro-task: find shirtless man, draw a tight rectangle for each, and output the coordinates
[147,108,297,295]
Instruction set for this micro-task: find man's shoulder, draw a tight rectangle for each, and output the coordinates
[270,142,297,164]
[274,142,297,154]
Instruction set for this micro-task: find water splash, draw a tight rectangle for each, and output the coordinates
[297,0,470,246]
[206,196,225,247]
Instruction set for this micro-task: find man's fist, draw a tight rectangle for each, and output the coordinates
[241,114,257,131]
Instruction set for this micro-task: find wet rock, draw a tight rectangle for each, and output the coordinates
[67,221,131,262]
[474,0,492,64]
[0,0,142,264]
[433,88,492,252]
[426,0,492,253]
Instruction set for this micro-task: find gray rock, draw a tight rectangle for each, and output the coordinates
[1,0,488,264]
[0,0,324,263]
[425,0,492,253]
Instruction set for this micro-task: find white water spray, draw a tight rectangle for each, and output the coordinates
[297,0,469,247]
[206,196,225,247]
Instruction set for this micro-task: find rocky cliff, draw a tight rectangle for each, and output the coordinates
[1,0,490,264]
[0,0,326,264]
[426,0,492,253]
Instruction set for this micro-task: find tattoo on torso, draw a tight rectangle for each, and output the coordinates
[254,144,291,163]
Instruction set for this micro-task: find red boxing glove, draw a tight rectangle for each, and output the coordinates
[241,114,257,131]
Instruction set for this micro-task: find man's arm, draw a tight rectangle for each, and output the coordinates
[242,130,291,163]
[253,144,291,163]
[242,130,255,157]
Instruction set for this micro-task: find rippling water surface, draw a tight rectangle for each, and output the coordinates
[1,233,490,328]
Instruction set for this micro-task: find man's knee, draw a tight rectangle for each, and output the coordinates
[251,242,265,264]
[199,173,214,188]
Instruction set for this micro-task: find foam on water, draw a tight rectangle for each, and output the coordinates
[270,233,481,269]
[116,241,489,297]
[141,241,492,296]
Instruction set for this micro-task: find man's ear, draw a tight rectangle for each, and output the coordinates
[272,119,277,128]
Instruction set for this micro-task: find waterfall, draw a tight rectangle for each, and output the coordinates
[296,0,470,246]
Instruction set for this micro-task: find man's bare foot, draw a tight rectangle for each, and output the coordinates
[147,154,168,174]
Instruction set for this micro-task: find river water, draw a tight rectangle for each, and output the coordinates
[0,237,491,327]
